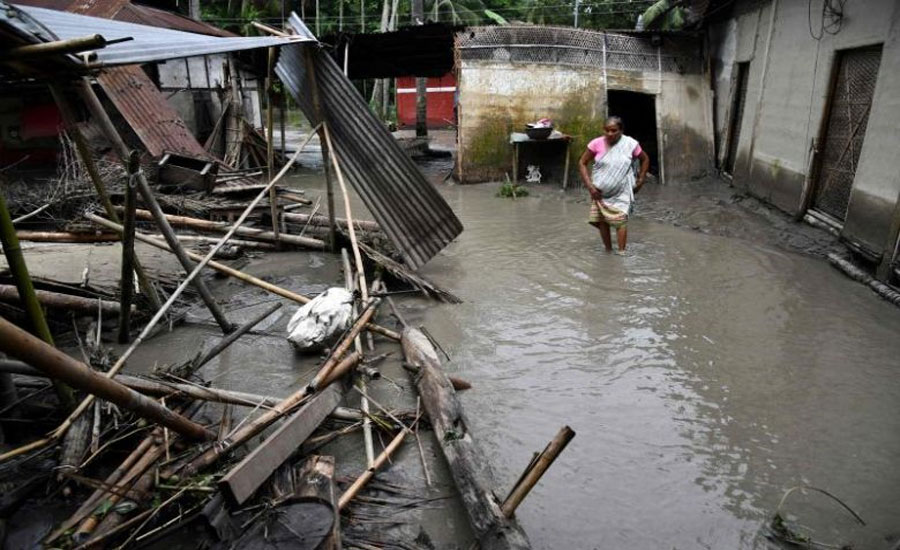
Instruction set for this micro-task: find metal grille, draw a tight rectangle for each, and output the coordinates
[724,62,749,174]
[813,45,882,222]
[456,26,701,74]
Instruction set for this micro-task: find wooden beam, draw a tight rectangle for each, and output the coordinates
[402,327,531,550]
[219,382,344,505]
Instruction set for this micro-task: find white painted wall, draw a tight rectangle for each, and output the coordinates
[710,0,900,271]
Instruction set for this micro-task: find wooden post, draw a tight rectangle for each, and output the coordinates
[0,191,75,410]
[47,82,161,309]
[117,151,139,344]
[0,317,213,441]
[266,47,279,240]
[500,426,575,517]
[75,78,234,334]
[301,46,338,250]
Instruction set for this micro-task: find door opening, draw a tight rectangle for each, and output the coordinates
[606,90,659,177]
[811,45,883,223]
[724,62,749,176]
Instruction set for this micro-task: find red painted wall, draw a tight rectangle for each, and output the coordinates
[396,73,456,129]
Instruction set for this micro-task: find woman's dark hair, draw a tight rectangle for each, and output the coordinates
[605,116,624,131]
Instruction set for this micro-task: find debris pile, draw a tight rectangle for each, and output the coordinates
[0,7,573,548]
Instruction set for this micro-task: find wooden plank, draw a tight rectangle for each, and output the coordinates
[219,383,344,505]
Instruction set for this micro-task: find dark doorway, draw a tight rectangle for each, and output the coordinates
[724,62,749,175]
[606,90,659,176]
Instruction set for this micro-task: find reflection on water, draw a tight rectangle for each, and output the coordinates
[414,181,900,549]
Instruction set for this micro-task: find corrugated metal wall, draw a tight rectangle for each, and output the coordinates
[276,15,463,270]
[98,65,212,160]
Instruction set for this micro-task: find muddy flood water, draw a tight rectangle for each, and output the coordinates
[94,150,900,550]
[396,154,900,549]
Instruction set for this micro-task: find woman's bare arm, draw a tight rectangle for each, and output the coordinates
[579,149,603,201]
[635,150,650,192]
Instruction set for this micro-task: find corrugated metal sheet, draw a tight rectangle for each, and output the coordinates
[11,0,235,36]
[15,5,311,66]
[97,65,212,160]
[10,0,130,18]
[276,14,463,270]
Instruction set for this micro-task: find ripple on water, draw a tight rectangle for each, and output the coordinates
[418,187,900,549]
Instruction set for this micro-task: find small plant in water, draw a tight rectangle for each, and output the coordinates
[497,182,528,199]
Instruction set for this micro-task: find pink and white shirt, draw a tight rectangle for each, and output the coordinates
[587,136,643,162]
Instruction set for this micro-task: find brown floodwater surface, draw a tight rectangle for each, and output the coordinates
[118,156,900,550]
[408,176,900,549]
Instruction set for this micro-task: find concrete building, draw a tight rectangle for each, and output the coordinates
[708,0,900,282]
[454,26,714,185]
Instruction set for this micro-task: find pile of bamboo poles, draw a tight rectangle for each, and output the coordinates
[0,68,572,550]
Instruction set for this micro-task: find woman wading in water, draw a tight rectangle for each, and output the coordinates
[579,116,650,254]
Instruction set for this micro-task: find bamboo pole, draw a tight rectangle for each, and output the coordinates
[86,216,400,341]
[282,212,380,232]
[75,78,233,334]
[118,151,139,343]
[123,208,325,249]
[2,35,107,59]
[45,139,312,447]
[0,285,125,315]
[343,249,374,468]
[0,317,213,441]
[338,427,408,510]
[181,350,362,476]
[44,432,154,544]
[47,83,161,309]
[15,231,120,243]
[322,123,368,301]
[0,191,75,409]
[5,358,281,408]
[500,426,575,518]
[191,302,282,369]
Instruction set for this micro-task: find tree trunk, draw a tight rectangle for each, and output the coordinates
[412,0,427,137]
[402,327,531,550]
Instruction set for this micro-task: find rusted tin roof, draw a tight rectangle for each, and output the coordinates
[97,65,212,160]
[112,4,235,37]
[276,14,463,270]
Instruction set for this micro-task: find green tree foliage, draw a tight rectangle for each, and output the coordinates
[196,0,653,35]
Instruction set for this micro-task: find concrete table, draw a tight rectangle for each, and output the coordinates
[509,131,573,188]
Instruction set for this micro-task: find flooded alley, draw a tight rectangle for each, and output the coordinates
[404,168,900,549]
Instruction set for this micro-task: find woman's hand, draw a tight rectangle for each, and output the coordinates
[589,188,604,202]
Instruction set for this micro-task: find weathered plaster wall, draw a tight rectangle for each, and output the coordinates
[457,61,712,184]
[456,62,605,183]
[710,0,900,274]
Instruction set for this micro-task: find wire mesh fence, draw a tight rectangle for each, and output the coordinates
[456,26,702,74]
